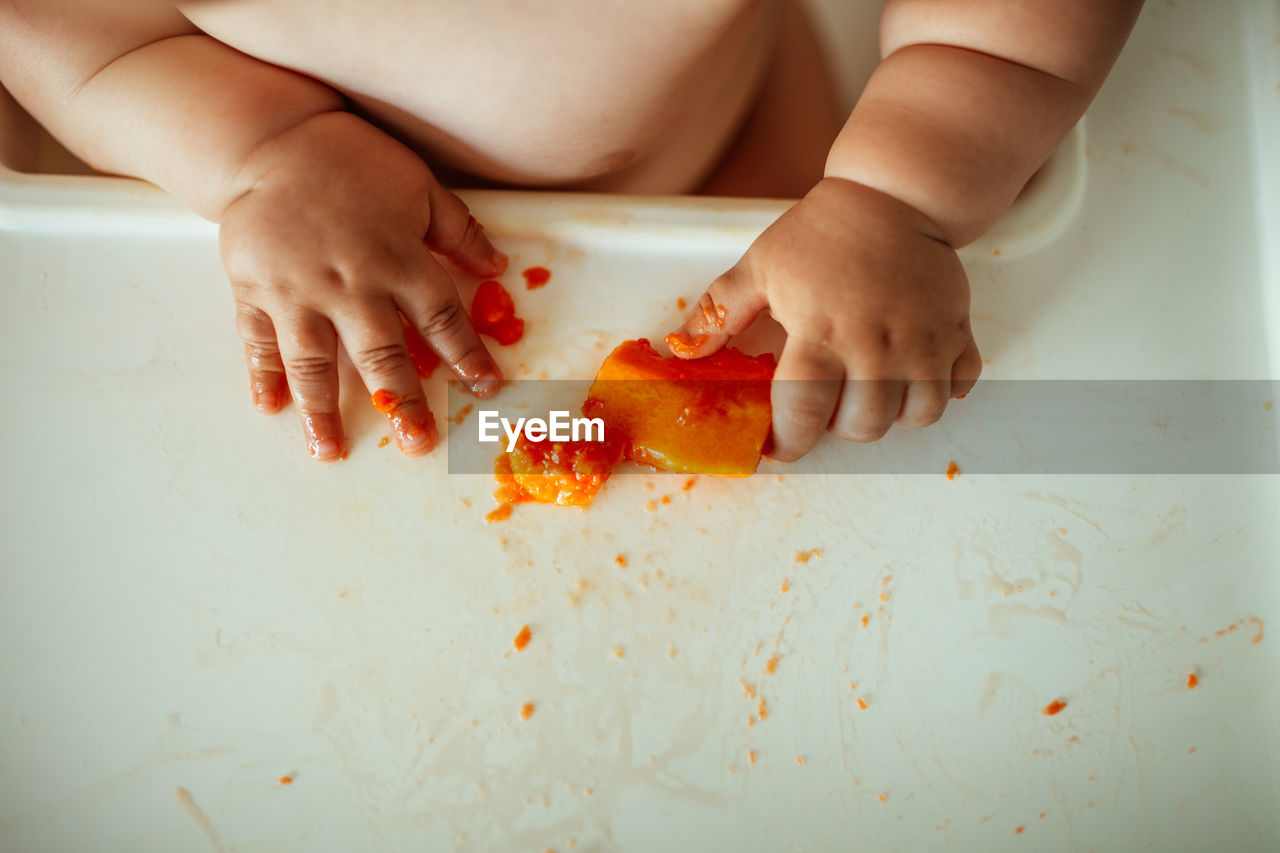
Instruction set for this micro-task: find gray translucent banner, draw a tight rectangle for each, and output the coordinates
[445,380,1279,475]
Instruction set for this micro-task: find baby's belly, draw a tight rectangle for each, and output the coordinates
[179,0,776,193]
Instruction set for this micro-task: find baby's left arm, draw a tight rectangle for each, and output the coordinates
[669,0,1143,461]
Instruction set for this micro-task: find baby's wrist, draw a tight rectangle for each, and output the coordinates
[809,176,952,248]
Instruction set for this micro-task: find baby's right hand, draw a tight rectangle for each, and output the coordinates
[218,111,507,461]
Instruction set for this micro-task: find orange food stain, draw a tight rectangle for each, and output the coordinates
[1039,812,1046,820]
[849,682,857,690]
[946,460,961,480]
[615,554,628,568]
[664,331,709,357]
[740,680,757,699]
[613,647,625,659]
[757,697,768,720]
[856,697,868,710]
[682,477,697,491]
[794,549,822,563]
[645,500,658,511]
[1186,672,1198,689]
[860,614,870,628]
[1015,826,1025,835]
[401,317,442,378]
[377,436,391,448]
[513,624,532,651]
[956,392,968,399]
[879,592,890,602]
[1042,699,1067,716]
[485,502,514,523]
[279,776,293,786]
[765,655,780,675]
[472,280,525,345]
[795,757,805,766]
[519,702,535,720]
[522,266,551,289]
[451,404,474,426]
[660,495,671,504]
[748,750,757,765]
[676,297,688,310]
[1188,747,1197,754]
[370,389,403,414]
[779,579,790,593]
[700,301,729,330]
[877,794,887,803]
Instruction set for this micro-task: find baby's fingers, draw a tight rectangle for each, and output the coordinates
[951,332,982,399]
[398,257,503,398]
[235,301,290,414]
[275,311,346,461]
[666,266,767,359]
[426,183,508,278]
[769,338,843,463]
[335,301,439,456]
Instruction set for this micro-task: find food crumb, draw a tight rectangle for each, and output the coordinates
[765,655,780,675]
[661,495,671,504]
[1042,699,1067,716]
[946,460,961,480]
[779,578,790,593]
[522,266,551,289]
[856,697,868,710]
[877,793,887,803]
[860,613,870,628]
[279,776,293,786]
[613,646,625,659]
[796,757,805,766]
[794,549,822,563]
[451,404,474,425]
[513,624,532,651]
[486,503,514,523]
[849,682,857,690]
[1015,826,1025,835]
[519,702,535,720]
[615,554,628,568]
[377,436,390,448]
[1186,672,1199,689]
[676,297,688,310]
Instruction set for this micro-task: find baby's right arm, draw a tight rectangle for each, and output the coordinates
[0,0,508,460]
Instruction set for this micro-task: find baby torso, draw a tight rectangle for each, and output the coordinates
[179,0,777,192]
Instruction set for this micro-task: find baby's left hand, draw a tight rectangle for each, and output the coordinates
[666,177,982,461]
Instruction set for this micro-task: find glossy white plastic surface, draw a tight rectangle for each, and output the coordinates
[1,2,1278,851]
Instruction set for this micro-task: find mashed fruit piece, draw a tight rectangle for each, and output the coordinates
[586,338,775,476]
[491,338,775,510]
[494,434,625,508]
[472,280,524,345]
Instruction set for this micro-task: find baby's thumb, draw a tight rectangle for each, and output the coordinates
[424,183,509,278]
[665,266,767,359]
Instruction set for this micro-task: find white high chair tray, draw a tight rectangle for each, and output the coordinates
[1,2,1278,851]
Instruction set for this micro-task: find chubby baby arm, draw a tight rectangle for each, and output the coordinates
[0,0,507,460]
[671,0,1143,461]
